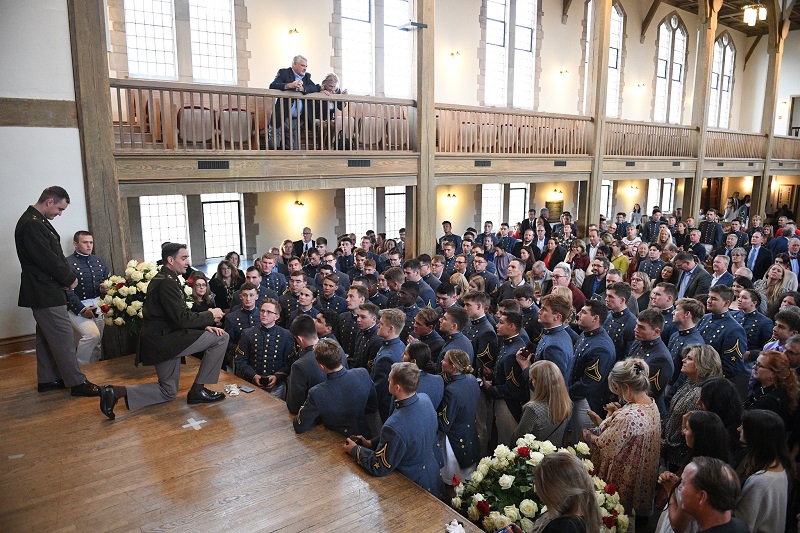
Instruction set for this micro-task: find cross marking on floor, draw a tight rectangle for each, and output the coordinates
[182,418,207,430]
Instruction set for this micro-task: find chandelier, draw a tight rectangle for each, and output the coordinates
[742,3,767,26]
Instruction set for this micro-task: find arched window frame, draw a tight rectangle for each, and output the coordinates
[709,31,736,129]
[652,12,689,124]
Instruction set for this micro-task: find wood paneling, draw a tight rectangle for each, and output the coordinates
[0,335,35,357]
[0,353,479,532]
[435,155,592,177]
[0,97,78,128]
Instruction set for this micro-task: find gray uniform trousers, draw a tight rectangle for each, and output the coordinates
[32,306,87,387]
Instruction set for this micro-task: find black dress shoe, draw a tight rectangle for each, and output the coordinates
[99,385,118,420]
[187,388,226,404]
[70,380,100,397]
[37,380,65,393]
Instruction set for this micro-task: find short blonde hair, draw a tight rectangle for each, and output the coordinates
[608,358,650,394]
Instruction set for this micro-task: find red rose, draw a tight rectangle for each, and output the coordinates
[115,282,125,289]
[589,469,596,476]
[603,516,616,528]
[605,483,617,495]
[186,277,195,287]
[612,510,619,517]
[100,304,110,313]
[517,446,530,458]
[452,474,460,486]
[477,500,491,516]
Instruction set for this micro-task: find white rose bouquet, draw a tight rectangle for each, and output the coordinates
[451,434,629,533]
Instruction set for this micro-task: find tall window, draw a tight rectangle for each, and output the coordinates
[646,178,675,214]
[124,0,177,79]
[512,0,536,109]
[654,14,687,124]
[606,4,624,117]
[200,193,242,258]
[384,186,407,239]
[484,0,509,106]
[600,180,613,219]
[508,183,530,223]
[483,0,537,108]
[345,187,376,237]
[384,0,413,98]
[188,0,235,84]
[481,184,504,227]
[709,33,735,129]
[341,0,374,95]
[140,195,188,262]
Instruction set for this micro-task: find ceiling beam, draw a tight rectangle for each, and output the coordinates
[562,0,573,24]
[743,34,762,70]
[641,0,662,43]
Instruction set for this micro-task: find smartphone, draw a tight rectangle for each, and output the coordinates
[239,385,255,393]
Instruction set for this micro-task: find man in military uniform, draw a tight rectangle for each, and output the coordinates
[570,300,616,441]
[438,221,462,254]
[518,294,574,384]
[352,303,383,369]
[16,187,99,396]
[628,308,673,416]
[234,298,294,399]
[407,308,445,364]
[318,274,347,314]
[403,259,436,308]
[293,338,378,437]
[223,282,260,369]
[397,281,420,343]
[603,282,637,362]
[344,362,443,498]
[698,208,724,253]
[696,285,746,379]
[371,308,407,421]
[637,244,666,281]
[382,266,404,309]
[337,237,356,273]
[278,271,307,327]
[340,285,368,357]
[441,242,457,277]
[259,253,287,295]
[67,230,109,365]
[730,289,773,365]
[99,243,227,419]
[650,282,679,343]
[240,267,279,308]
[434,282,460,320]
[437,307,474,371]
[418,255,442,291]
[471,254,500,302]
[514,284,543,351]
[462,291,499,375]
[641,209,665,243]
[666,298,706,398]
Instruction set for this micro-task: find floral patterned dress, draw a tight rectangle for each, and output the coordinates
[589,399,661,515]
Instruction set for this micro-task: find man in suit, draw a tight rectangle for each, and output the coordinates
[767,223,795,256]
[15,186,99,397]
[675,251,712,299]
[710,255,734,288]
[520,209,538,235]
[581,256,610,300]
[532,226,548,259]
[745,230,772,281]
[293,227,315,258]
[268,54,320,149]
[686,229,707,262]
[512,228,535,258]
[99,243,228,419]
[712,233,738,260]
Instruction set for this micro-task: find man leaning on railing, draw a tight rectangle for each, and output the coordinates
[268,54,320,150]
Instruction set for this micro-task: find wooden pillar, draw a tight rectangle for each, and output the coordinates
[414,0,436,257]
[580,0,612,235]
[688,0,720,218]
[67,0,129,273]
[752,1,787,218]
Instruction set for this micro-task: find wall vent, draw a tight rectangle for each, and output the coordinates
[553,160,567,167]
[197,160,229,170]
[348,159,371,168]
[474,160,492,167]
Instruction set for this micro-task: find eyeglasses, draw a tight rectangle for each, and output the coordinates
[455,260,466,264]
[753,361,777,372]
[260,309,279,315]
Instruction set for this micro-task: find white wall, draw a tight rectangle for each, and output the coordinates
[538,0,585,115]
[253,189,339,257]
[775,31,800,136]
[436,184,479,236]
[434,0,481,105]
[0,0,88,339]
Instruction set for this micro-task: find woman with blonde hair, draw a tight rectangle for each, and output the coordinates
[511,360,572,445]
[745,350,800,427]
[449,272,470,297]
[467,275,485,293]
[653,225,674,248]
[754,263,792,308]
[531,452,601,533]
[550,286,577,324]
[583,358,661,524]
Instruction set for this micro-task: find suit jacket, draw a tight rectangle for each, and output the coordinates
[581,274,607,300]
[15,206,77,308]
[138,267,216,366]
[268,67,320,120]
[293,239,315,258]
[767,236,789,256]
[677,267,712,299]
[744,246,773,281]
[520,218,538,235]
[710,271,734,287]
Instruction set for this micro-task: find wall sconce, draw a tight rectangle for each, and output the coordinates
[294,200,304,207]
[288,28,300,36]
[636,83,646,93]
[447,193,457,199]
[629,184,639,191]
[559,69,569,77]
[450,51,461,59]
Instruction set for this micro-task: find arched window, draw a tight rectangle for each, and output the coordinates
[709,32,735,129]
[653,13,688,124]
[581,1,625,117]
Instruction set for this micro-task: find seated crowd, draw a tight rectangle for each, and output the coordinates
[190,202,800,532]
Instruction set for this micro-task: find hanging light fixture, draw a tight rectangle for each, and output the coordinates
[742,3,766,26]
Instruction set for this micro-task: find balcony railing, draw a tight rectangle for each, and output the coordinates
[605,120,697,157]
[774,135,800,160]
[706,129,766,159]
[110,78,416,153]
[434,104,592,155]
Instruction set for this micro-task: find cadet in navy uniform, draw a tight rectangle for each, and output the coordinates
[471,254,501,302]
[371,308,407,421]
[462,291,500,376]
[637,244,666,281]
[698,208,725,250]
[259,253,287,295]
[235,298,294,399]
[665,298,706,399]
[441,242,458,277]
[403,259,437,308]
[67,230,109,365]
[339,285,367,357]
[352,303,383,369]
[223,282,260,368]
[16,187,98,397]
[293,338,378,436]
[239,267,279,309]
[438,348,481,487]
[628,309,674,416]
[407,308,445,364]
[434,282,460,320]
[730,288,773,365]
[603,282,637,362]
[287,285,321,325]
[695,285,746,379]
[570,300,616,440]
[279,271,307,327]
[520,294,574,384]
[362,274,388,309]
[437,307,475,371]
[400,342,445,411]
[398,281,421,343]
[481,311,528,445]
[419,255,442,291]
[318,274,347,314]
[650,282,679,343]
[345,362,443,498]
[514,284,543,352]
[286,315,347,414]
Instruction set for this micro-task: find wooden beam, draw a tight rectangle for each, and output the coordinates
[562,0,574,24]
[641,0,662,43]
[0,97,78,128]
[744,34,763,71]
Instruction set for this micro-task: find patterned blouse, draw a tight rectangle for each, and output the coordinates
[590,399,661,515]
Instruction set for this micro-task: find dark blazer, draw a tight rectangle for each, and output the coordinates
[542,245,567,271]
[677,266,712,299]
[767,236,789,256]
[744,246,773,281]
[581,274,607,300]
[710,271,734,287]
[15,206,77,308]
[268,67,320,120]
[138,268,216,366]
[292,239,315,258]
[520,218,537,235]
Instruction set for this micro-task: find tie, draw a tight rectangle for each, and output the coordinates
[747,249,756,270]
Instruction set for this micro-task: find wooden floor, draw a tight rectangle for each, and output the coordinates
[0,353,479,532]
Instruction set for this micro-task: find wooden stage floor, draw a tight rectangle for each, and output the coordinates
[0,353,479,532]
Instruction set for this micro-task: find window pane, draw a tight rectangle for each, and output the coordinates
[124,0,176,79]
[140,195,188,262]
[481,184,503,228]
[384,186,406,239]
[188,0,235,83]
[512,0,536,109]
[509,183,530,224]
[345,187,376,237]
[202,200,242,258]
[384,0,413,98]
[342,0,373,94]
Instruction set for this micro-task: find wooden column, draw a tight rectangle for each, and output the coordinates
[688,0,720,218]
[67,0,129,273]
[752,1,788,218]
[414,0,436,257]
[581,0,612,235]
